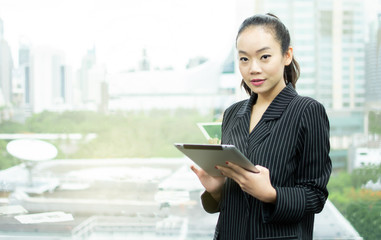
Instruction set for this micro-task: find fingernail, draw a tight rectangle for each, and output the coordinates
[215,165,218,169]
[225,161,229,165]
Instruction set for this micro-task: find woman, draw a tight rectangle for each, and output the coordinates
[191,13,332,240]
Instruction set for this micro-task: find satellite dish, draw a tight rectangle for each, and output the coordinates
[6,139,58,190]
[6,139,58,161]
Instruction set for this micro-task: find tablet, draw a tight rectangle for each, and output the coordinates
[174,143,259,176]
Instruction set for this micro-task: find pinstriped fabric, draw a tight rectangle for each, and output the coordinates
[201,84,332,240]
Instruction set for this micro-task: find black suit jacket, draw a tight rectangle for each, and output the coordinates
[201,84,332,240]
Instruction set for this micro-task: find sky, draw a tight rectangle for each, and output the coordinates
[0,0,236,73]
[0,0,380,74]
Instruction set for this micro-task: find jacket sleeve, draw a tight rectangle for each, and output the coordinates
[201,191,221,213]
[262,101,332,223]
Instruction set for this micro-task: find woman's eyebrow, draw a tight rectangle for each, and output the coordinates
[238,50,248,55]
[256,46,271,53]
[238,47,271,55]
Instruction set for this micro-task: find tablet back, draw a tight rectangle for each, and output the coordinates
[174,143,258,176]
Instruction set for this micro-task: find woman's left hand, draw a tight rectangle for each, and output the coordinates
[216,162,277,204]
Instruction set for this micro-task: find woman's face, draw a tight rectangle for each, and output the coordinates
[237,26,292,98]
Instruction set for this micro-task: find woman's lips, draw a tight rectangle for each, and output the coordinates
[250,79,265,86]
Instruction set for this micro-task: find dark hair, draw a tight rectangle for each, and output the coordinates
[237,13,300,95]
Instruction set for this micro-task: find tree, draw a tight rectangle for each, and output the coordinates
[0,140,19,169]
[0,109,214,168]
[328,165,381,239]
[368,111,381,134]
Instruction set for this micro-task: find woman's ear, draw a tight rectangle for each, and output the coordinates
[284,46,293,66]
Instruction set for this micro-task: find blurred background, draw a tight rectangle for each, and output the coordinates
[0,0,380,239]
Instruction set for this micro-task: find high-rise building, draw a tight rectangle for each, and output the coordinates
[0,18,14,107]
[17,46,72,113]
[77,47,96,104]
[18,44,31,105]
[365,13,381,106]
[0,18,3,39]
[245,0,367,170]
[254,0,366,110]
[77,47,107,111]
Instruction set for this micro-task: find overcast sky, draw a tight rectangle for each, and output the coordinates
[0,0,236,73]
[0,0,380,73]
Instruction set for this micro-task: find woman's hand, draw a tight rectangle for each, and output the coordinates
[190,165,226,201]
[216,162,277,203]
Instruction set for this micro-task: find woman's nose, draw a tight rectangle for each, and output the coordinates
[250,60,261,74]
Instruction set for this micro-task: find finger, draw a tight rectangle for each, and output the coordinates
[190,165,198,173]
[190,165,203,178]
[226,161,254,177]
[225,161,246,173]
[219,166,244,189]
[254,165,270,174]
[218,164,242,182]
[216,165,231,176]
[254,165,263,170]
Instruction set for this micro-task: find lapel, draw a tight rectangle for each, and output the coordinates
[223,84,298,212]
[248,84,298,155]
[228,94,257,156]
[261,83,298,122]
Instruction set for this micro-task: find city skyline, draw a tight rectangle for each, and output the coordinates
[0,0,236,73]
[0,0,380,116]
[0,1,380,238]
[0,0,380,71]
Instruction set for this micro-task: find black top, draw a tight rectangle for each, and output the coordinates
[201,83,332,240]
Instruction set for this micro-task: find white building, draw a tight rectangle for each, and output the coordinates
[107,56,235,113]
[0,18,13,108]
[25,46,73,113]
[348,134,381,172]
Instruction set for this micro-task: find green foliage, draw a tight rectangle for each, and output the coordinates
[328,171,353,215]
[328,166,381,240]
[351,164,381,188]
[369,111,381,134]
[346,192,381,240]
[328,171,352,193]
[0,140,20,169]
[25,111,110,133]
[0,121,26,133]
[1,109,380,238]
[0,109,213,168]
[73,109,211,158]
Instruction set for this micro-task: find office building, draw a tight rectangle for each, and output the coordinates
[0,18,13,108]
[253,0,366,109]
[18,44,31,106]
[252,0,367,170]
[365,13,381,107]
[17,46,73,113]
[76,47,108,111]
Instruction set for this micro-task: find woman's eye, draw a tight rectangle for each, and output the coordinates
[239,57,249,62]
[261,55,271,60]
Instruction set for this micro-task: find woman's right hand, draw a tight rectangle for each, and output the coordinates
[190,165,226,201]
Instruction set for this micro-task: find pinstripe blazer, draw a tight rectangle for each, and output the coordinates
[201,84,332,240]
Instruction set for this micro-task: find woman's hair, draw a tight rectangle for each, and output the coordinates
[237,13,300,95]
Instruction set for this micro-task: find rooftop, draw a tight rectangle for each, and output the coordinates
[0,158,362,239]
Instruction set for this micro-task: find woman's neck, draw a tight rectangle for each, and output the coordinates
[256,82,286,106]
